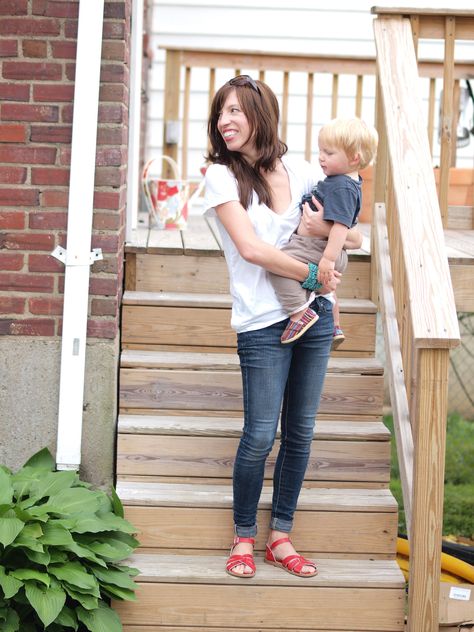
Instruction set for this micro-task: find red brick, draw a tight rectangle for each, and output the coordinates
[0,296,25,314]
[89,277,118,296]
[29,211,67,230]
[30,125,72,144]
[40,190,68,208]
[0,1,28,16]
[94,166,126,187]
[29,296,63,315]
[86,318,117,339]
[33,0,79,18]
[51,41,76,59]
[0,124,27,143]
[0,233,54,251]
[22,39,47,58]
[0,83,30,101]
[64,19,78,39]
[102,41,127,61]
[99,83,127,103]
[93,190,121,210]
[0,167,27,184]
[3,61,62,81]
[93,213,121,230]
[0,39,18,56]
[2,103,58,122]
[0,318,55,336]
[0,17,60,36]
[97,104,126,124]
[93,255,119,275]
[0,145,57,164]
[104,2,126,19]
[102,21,125,40]
[0,211,25,229]
[0,273,54,292]
[65,63,75,82]
[33,84,74,103]
[97,126,127,146]
[31,168,69,186]
[100,63,127,84]
[28,253,64,273]
[91,297,117,316]
[0,188,39,207]
[0,253,23,271]
[96,147,125,167]
[61,104,73,124]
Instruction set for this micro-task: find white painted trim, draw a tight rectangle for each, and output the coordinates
[55,0,105,471]
[126,0,145,242]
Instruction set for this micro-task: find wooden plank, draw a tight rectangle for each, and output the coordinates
[374,17,460,349]
[118,415,391,440]
[450,264,474,312]
[116,434,390,482]
[146,227,183,254]
[135,253,229,293]
[122,290,232,308]
[123,627,400,632]
[124,506,397,555]
[182,214,221,255]
[120,349,383,373]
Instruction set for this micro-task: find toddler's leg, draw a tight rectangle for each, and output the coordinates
[331,294,345,350]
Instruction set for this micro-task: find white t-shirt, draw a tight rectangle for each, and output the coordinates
[204,155,319,333]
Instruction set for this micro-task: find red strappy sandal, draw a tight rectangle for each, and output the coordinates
[264,536,318,577]
[226,536,256,578]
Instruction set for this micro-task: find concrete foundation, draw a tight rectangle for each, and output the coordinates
[0,336,119,488]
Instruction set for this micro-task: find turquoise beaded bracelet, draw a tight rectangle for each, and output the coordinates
[302,262,323,291]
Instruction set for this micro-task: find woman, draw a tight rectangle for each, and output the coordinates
[204,75,362,578]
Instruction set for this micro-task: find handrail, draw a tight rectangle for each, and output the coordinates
[373,14,461,632]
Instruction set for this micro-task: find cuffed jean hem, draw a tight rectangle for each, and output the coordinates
[269,516,292,533]
[234,524,257,538]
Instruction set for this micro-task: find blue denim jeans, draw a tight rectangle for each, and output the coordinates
[234,296,333,537]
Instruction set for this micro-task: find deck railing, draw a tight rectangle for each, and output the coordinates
[371,8,469,631]
[160,36,472,224]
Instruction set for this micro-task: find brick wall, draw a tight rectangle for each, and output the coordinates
[0,0,132,340]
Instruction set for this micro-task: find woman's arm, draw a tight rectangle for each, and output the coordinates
[215,200,340,290]
[300,200,363,250]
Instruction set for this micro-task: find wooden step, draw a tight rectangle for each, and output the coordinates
[119,351,384,417]
[117,481,398,557]
[121,291,377,355]
[128,251,372,300]
[116,414,390,484]
[113,554,405,631]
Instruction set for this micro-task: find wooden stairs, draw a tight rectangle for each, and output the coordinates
[113,219,406,631]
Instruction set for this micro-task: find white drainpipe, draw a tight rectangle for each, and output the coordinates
[126,0,144,242]
[52,0,105,470]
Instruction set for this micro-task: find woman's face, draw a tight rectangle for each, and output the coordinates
[217,89,256,162]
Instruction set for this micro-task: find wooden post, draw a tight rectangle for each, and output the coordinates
[439,17,456,226]
[162,49,181,177]
[305,73,314,161]
[407,348,449,632]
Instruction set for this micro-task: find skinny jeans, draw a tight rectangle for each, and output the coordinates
[234,295,333,537]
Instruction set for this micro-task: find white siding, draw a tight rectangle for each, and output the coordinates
[145,0,474,179]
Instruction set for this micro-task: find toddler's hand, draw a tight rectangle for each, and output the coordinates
[317,255,335,285]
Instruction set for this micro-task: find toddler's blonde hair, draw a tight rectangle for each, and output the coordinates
[318,117,378,170]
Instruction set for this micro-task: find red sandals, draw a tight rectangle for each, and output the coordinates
[226,536,256,578]
[264,536,318,577]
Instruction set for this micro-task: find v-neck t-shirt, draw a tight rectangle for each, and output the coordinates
[204,155,318,333]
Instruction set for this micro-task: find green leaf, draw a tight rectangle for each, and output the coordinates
[60,540,107,567]
[11,569,50,586]
[43,488,102,516]
[76,602,123,632]
[28,470,78,504]
[0,565,23,599]
[0,470,13,505]
[109,487,124,518]
[64,585,98,610]
[0,516,24,547]
[0,607,19,632]
[24,581,66,628]
[81,537,137,561]
[54,604,78,630]
[9,523,44,552]
[48,562,99,592]
[22,447,55,471]
[23,548,51,565]
[40,522,74,546]
[89,565,137,591]
[100,583,137,601]
[72,512,135,535]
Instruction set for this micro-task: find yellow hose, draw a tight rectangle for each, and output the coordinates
[397,537,474,584]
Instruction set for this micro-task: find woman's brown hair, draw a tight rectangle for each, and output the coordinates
[206,78,287,209]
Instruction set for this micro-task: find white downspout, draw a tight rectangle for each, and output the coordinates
[125,0,145,242]
[53,0,105,471]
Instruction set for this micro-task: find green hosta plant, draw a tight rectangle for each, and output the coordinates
[0,448,139,632]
